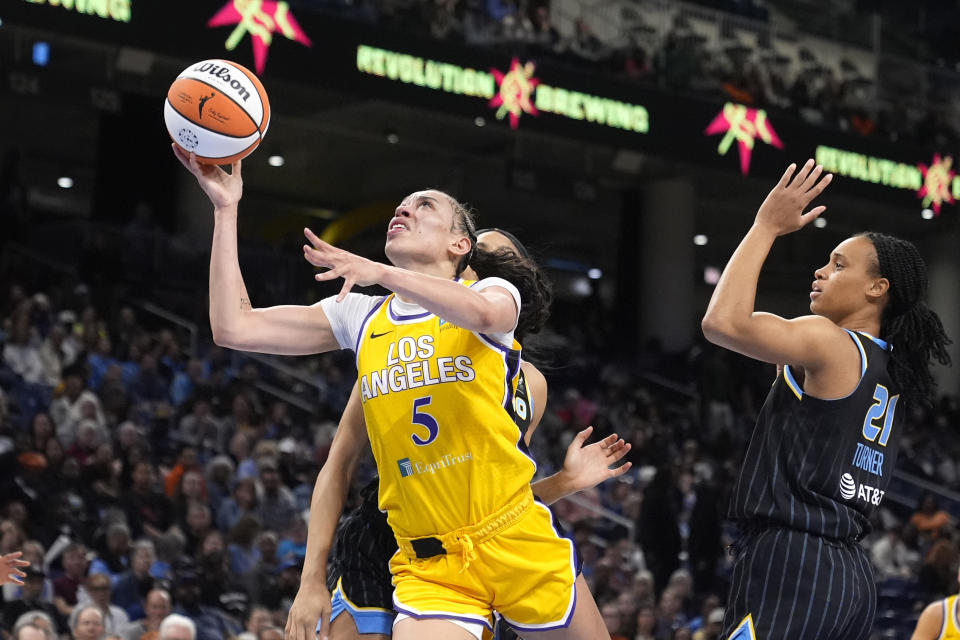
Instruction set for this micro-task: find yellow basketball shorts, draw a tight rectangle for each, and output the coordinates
[390,491,579,633]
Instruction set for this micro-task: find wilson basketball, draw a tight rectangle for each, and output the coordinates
[163,59,270,164]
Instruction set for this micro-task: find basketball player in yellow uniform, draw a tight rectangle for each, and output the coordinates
[174,148,611,640]
[911,568,960,640]
[285,229,632,640]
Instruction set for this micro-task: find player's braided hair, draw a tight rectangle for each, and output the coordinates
[469,244,553,343]
[859,232,952,406]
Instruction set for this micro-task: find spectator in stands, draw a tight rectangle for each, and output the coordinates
[89,522,131,584]
[71,605,105,640]
[71,572,129,634]
[158,613,196,640]
[11,622,47,640]
[164,447,199,499]
[120,462,172,539]
[172,470,208,525]
[259,557,301,615]
[275,514,306,563]
[66,420,102,466]
[870,525,916,579]
[601,600,629,640]
[253,458,296,532]
[243,531,278,605]
[257,627,282,640]
[123,588,171,640]
[236,606,271,640]
[638,466,681,593]
[170,563,241,640]
[226,515,260,576]
[911,493,953,544]
[131,355,168,405]
[691,608,724,640]
[3,316,45,385]
[112,539,157,619]
[635,604,659,640]
[0,566,68,637]
[12,611,56,640]
[918,529,959,600]
[203,456,234,514]
[28,413,55,455]
[181,504,215,559]
[53,543,87,617]
[656,588,688,640]
[687,595,721,634]
[51,367,105,446]
[216,477,257,533]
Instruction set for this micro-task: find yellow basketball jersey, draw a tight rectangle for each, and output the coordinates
[940,596,960,640]
[355,288,536,538]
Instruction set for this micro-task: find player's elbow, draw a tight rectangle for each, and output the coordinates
[211,322,247,351]
[701,312,738,345]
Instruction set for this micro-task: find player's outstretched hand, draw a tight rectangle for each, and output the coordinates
[1,551,30,586]
[285,585,332,640]
[303,228,385,302]
[561,426,632,493]
[755,159,833,236]
[171,145,243,210]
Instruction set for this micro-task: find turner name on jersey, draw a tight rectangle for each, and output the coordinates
[359,335,477,402]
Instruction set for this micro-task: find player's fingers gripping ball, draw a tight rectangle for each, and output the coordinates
[164,59,270,165]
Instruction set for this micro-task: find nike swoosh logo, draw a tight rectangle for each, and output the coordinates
[370,331,391,339]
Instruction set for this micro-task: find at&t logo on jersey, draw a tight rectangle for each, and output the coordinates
[839,473,857,500]
[838,472,886,505]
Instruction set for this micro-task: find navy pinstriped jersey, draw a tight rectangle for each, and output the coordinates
[326,369,534,605]
[729,330,902,541]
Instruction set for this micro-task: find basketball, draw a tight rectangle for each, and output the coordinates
[163,59,270,165]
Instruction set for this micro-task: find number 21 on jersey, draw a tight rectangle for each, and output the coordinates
[862,384,898,447]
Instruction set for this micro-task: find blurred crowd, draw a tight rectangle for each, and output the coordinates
[1,274,958,640]
[299,0,960,151]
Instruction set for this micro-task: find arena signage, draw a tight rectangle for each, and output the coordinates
[207,0,313,76]
[816,145,960,214]
[19,0,131,23]
[705,102,783,175]
[355,45,649,134]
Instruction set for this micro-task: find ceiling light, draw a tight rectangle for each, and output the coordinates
[704,266,721,285]
[57,177,74,189]
[587,268,602,280]
[921,208,935,220]
[693,234,708,246]
[813,217,827,228]
[268,155,285,167]
[474,117,486,127]
[386,132,400,144]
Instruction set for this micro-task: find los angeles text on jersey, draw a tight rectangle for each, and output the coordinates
[359,336,476,401]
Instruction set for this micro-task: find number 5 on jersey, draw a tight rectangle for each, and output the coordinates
[411,396,439,446]
[862,384,898,447]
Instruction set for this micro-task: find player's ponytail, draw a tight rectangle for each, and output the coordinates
[860,232,952,406]
[469,245,552,343]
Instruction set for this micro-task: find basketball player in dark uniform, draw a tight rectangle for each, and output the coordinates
[702,160,952,640]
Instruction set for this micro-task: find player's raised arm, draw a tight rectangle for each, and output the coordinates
[304,228,518,335]
[174,146,340,355]
[701,160,848,370]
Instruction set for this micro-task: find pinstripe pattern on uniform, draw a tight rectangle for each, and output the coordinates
[724,332,898,640]
[723,528,875,640]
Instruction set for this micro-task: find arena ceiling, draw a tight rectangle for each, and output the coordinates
[1,20,955,310]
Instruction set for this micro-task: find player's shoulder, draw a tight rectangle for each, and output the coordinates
[520,361,546,392]
[914,599,947,639]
